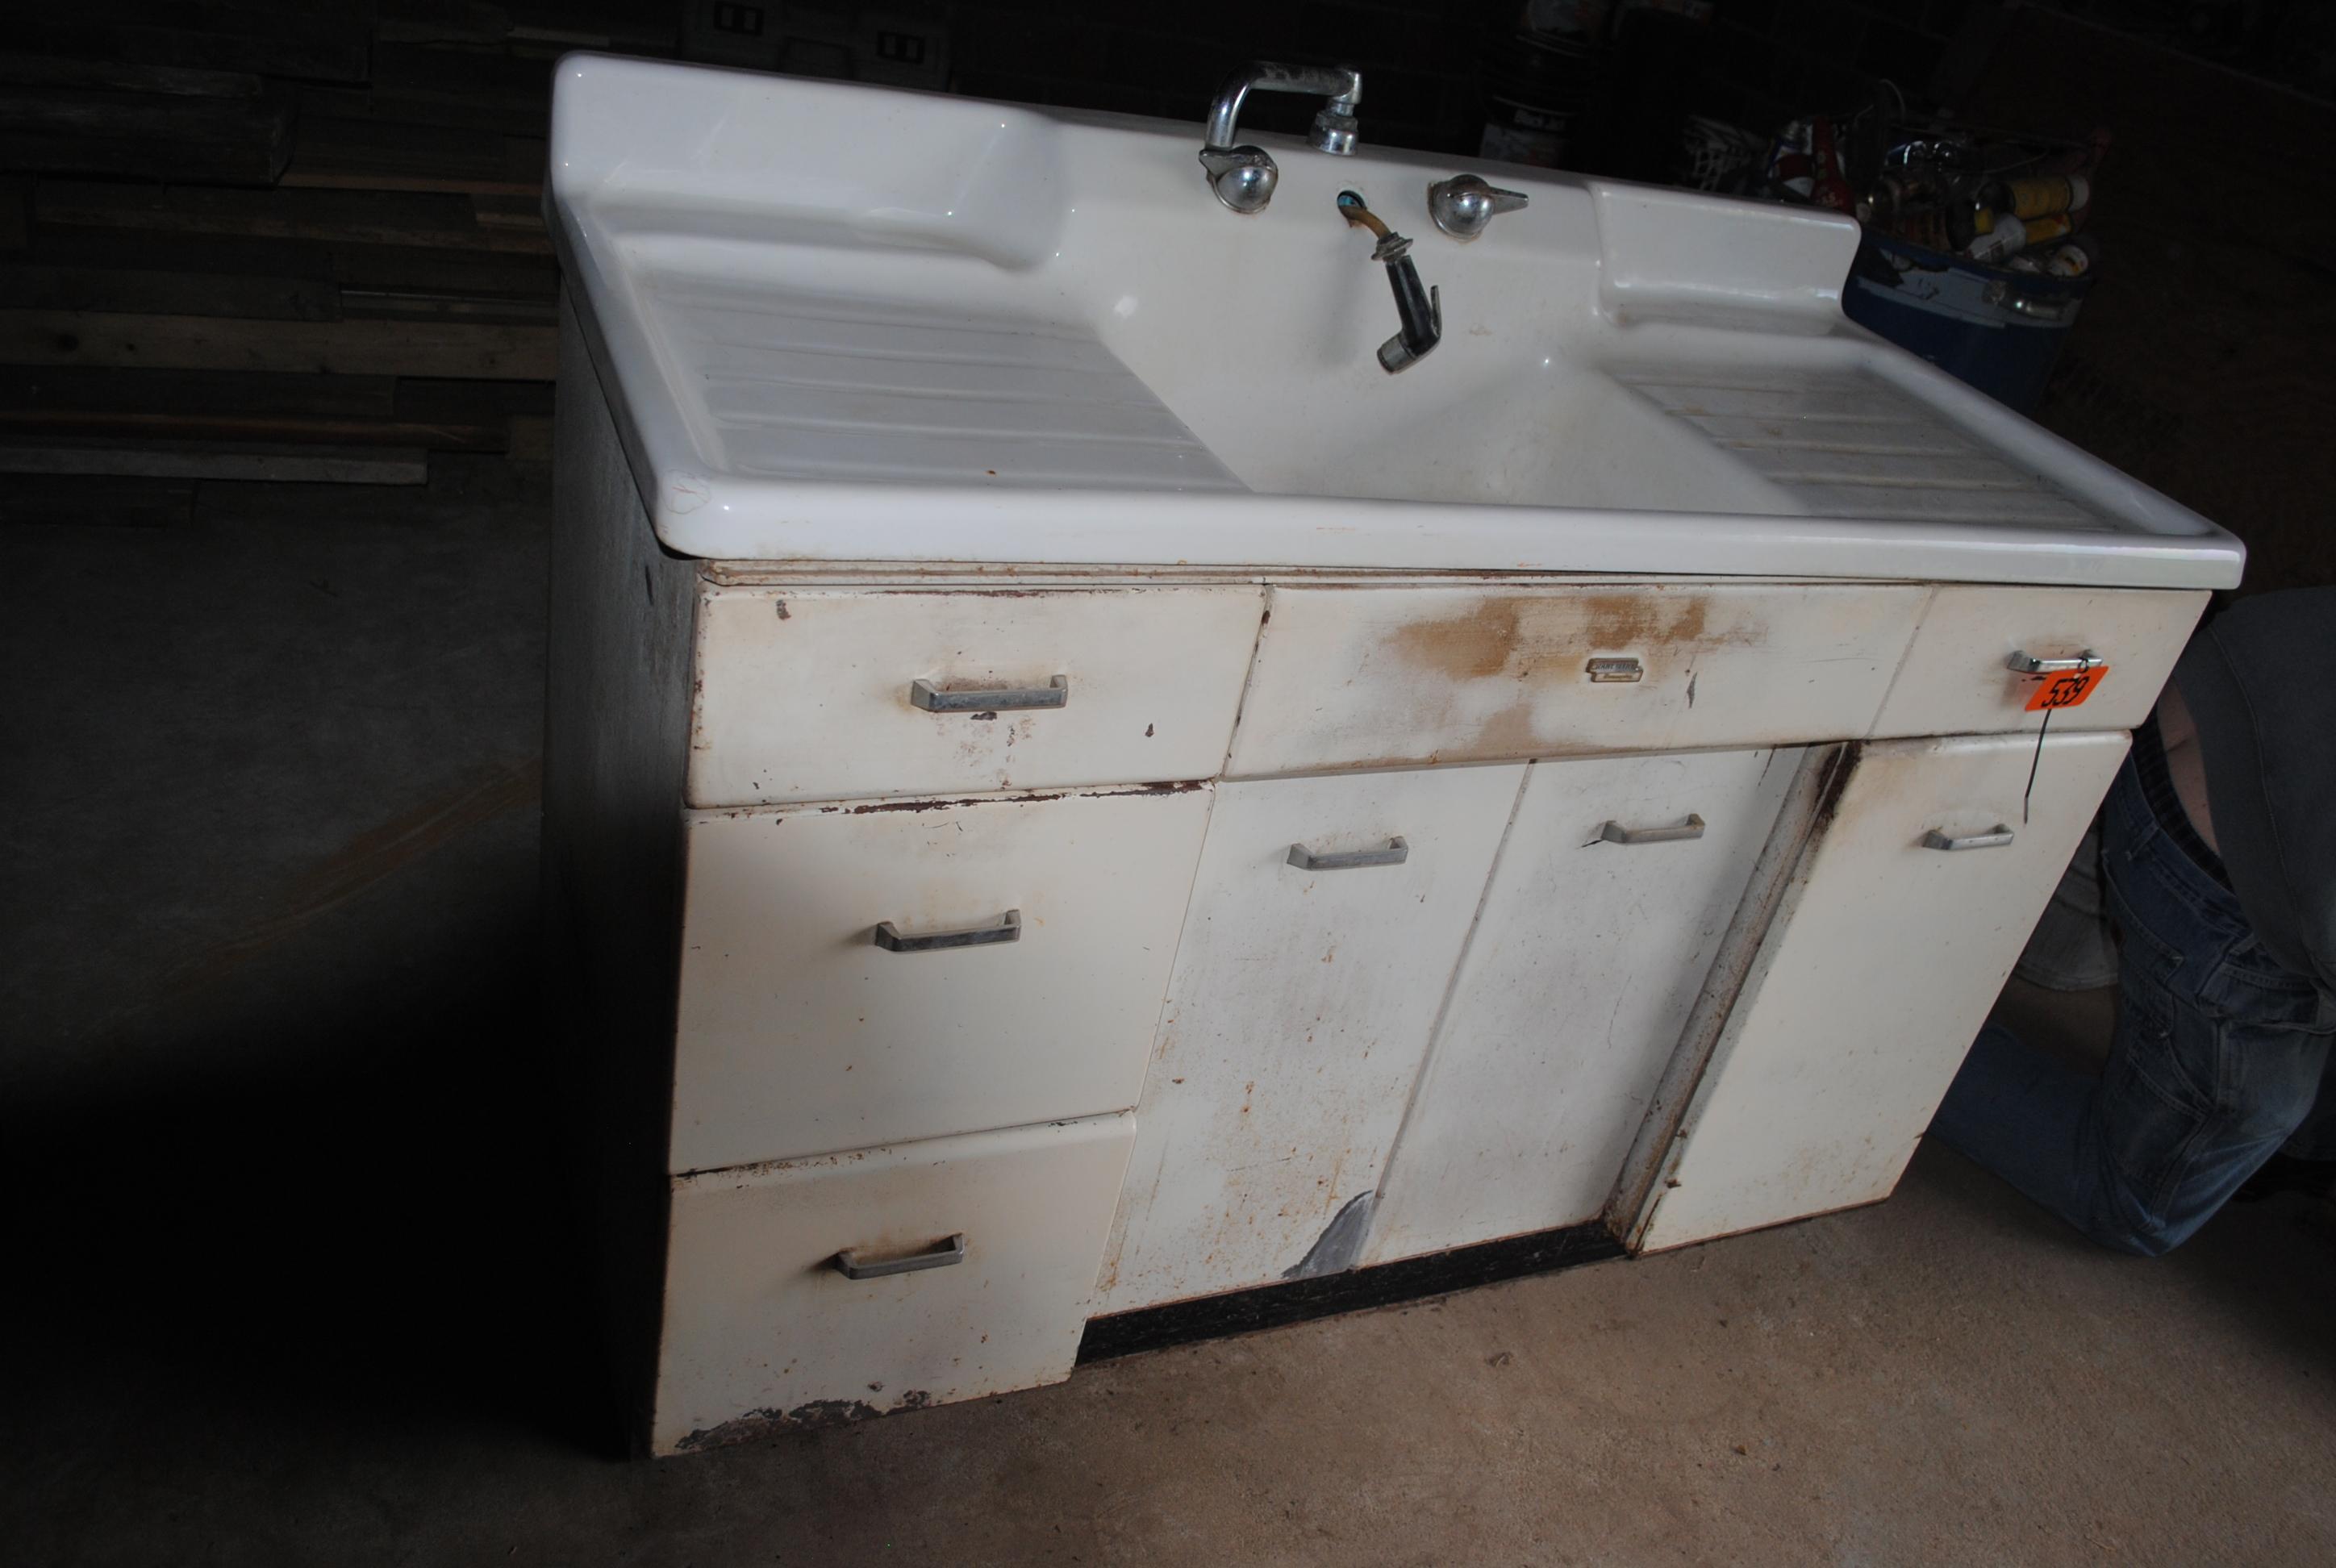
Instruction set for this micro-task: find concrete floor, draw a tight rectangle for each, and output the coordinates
[9,467,2336,1566]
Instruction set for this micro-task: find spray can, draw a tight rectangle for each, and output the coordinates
[2003,173,2090,219]
[2021,211,2075,246]
[1966,214,2027,265]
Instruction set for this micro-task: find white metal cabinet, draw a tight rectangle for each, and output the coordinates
[1226,582,1923,777]
[653,1113,1135,1456]
[690,585,1266,806]
[1095,764,1527,1312]
[1872,586,2205,738]
[1634,730,2130,1251]
[1366,748,1800,1264]
[671,786,1212,1171]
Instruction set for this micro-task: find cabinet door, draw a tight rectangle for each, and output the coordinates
[1095,764,1526,1313]
[1366,748,1799,1265]
[1635,731,2129,1252]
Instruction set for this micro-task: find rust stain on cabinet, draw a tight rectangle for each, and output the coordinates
[1387,589,1759,686]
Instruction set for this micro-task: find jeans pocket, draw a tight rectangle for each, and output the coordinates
[2099,1007,2219,1205]
[2197,943,2336,1035]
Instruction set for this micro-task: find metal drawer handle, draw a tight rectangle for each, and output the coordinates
[1287,836,1409,872]
[1587,657,1643,683]
[1599,814,1705,845]
[2007,650,2098,675]
[872,909,1021,953]
[833,1232,966,1281]
[1924,825,2015,852]
[909,674,1069,713]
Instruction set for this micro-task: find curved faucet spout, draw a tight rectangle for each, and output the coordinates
[1199,61,1362,213]
[1204,62,1362,152]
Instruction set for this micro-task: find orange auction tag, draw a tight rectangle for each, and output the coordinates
[2025,664,2109,711]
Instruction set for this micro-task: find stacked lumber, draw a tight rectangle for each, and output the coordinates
[2,1,678,526]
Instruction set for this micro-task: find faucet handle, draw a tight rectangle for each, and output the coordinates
[1428,174,1529,240]
[1199,145,1279,215]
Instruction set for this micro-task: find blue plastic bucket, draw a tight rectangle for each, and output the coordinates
[1842,232,2091,415]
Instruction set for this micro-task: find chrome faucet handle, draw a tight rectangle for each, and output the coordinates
[1201,61,1362,213]
[1198,146,1278,215]
[1428,173,1529,240]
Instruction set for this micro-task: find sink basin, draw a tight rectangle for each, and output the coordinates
[547,54,2240,589]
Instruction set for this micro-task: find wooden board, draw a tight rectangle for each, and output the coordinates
[15,10,373,84]
[391,376,553,423]
[0,311,557,380]
[0,53,294,185]
[0,262,339,321]
[0,176,27,250]
[35,181,549,254]
[23,227,339,285]
[1,365,393,419]
[333,243,559,300]
[0,440,428,484]
[0,477,192,528]
[282,117,546,194]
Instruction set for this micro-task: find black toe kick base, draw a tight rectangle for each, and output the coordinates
[1076,1220,1627,1365]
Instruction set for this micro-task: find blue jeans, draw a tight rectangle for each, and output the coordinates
[1931,738,2336,1255]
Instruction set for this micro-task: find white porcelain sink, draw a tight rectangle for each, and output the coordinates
[547,54,2239,589]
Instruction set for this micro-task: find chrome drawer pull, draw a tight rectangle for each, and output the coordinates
[1586,657,1643,683]
[1924,825,2015,852]
[909,674,1069,713]
[1287,836,1409,872]
[872,909,1021,953]
[1598,814,1705,845]
[833,1232,966,1280]
[2006,650,2098,675]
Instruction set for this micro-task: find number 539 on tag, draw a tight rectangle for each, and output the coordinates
[2025,665,2109,712]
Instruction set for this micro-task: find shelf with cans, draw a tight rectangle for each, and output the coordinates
[1679,109,2109,417]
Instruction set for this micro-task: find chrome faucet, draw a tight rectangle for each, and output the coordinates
[1199,61,1362,215]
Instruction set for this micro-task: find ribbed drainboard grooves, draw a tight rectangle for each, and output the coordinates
[1615,368,2110,529]
[648,279,1245,492]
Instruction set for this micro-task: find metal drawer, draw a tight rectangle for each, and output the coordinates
[688,585,1265,806]
[653,1114,1134,1455]
[1224,582,1925,778]
[1871,585,2207,739]
[671,785,1212,1172]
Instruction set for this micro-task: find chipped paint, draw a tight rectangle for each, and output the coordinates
[1283,1191,1374,1279]
[673,1388,934,1453]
